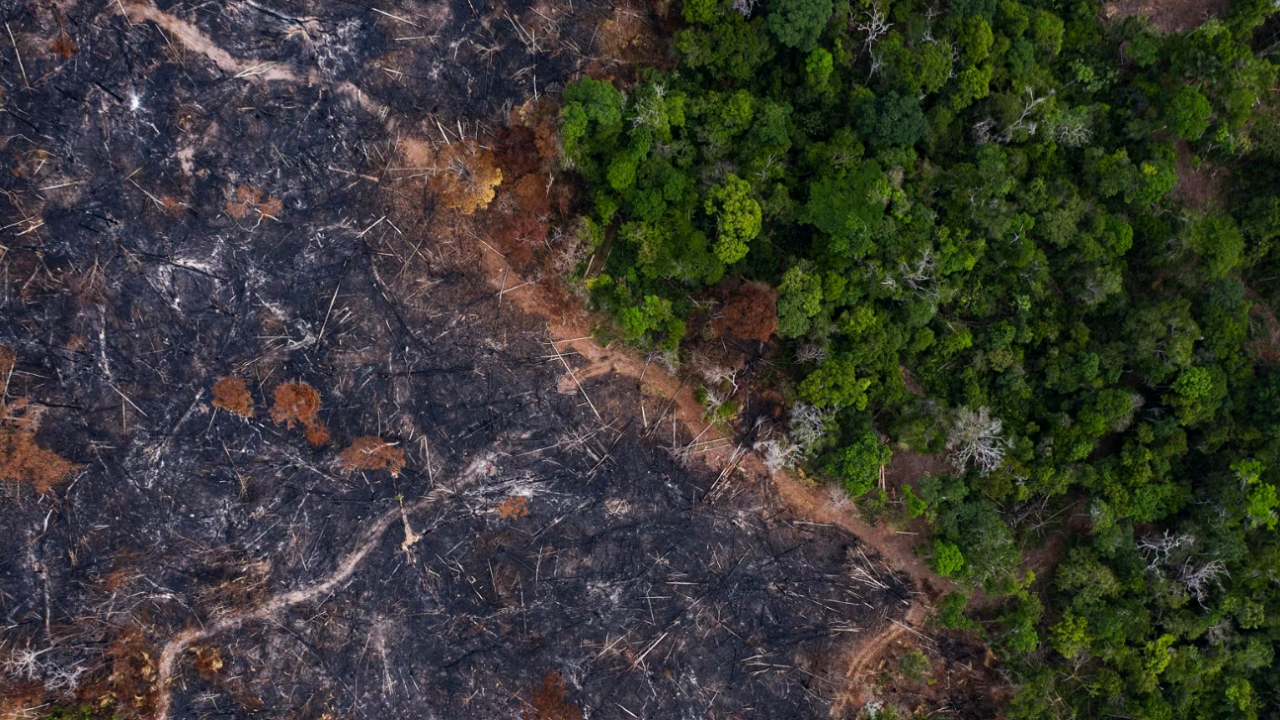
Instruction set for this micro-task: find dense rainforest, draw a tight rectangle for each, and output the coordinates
[556,0,1280,716]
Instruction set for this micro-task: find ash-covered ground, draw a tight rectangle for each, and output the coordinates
[0,0,915,718]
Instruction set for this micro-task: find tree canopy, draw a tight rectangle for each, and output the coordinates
[558,0,1280,714]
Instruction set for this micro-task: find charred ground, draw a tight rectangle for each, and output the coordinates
[0,0,1000,718]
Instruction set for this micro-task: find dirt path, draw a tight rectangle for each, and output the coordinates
[844,621,910,682]
[152,488,451,720]
[120,1,303,83]
[462,185,968,720]
[121,0,391,121]
[768,468,948,603]
[474,243,735,468]
[471,222,954,615]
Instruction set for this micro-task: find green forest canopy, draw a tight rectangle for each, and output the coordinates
[559,0,1280,717]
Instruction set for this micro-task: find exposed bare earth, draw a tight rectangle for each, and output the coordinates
[0,0,999,718]
[1171,138,1225,211]
[1104,0,1230,33]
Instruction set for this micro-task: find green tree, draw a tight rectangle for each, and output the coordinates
[952,63,994,110]
[898,649,931,681]
[1235,459,1279,530]
[825,431,892,497]
[766,0,833,51]
[618,295,685,349]
[1169,365,1221,425]
[705,174,762,264]
[797,354,871,410]
[682,0,725,24]
[777,264,824,337]
[1030,10,1064,57]
[605,128,652,192]
[1050,609,1090,659]
[932,540,965,577]
[674,15,776,81]
[1225,677,1256,716]
[561,78,623,159]
[802,161,885,259]
[1166,86,1214,141]
[804,46,834,87]
[1188,214,1245,281]
[855,92,928,147]
[916,43,954,94]
[956,16,994,63]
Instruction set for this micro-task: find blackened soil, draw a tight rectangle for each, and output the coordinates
[0,0,910,718]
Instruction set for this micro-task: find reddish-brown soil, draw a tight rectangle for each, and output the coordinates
[1171,139,1225,211]
[883,448,952,495]
[1247,293,1280,363]
[769,470,950,601]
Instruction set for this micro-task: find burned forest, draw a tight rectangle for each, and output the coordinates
[0,0,990,718]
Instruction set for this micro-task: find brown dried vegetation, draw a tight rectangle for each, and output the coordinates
[192,552,272,614]
[510,97,562,163]
[192,646,224,680]
[0,681,44,720]
[159,196,186,217]
[592,4,667,73]
[224,184,284,221]
[717,282,779,343]
[211,376,254,418]
[9,148,53,179]
[270,382,329,446]
[1171,139,1223,211]
[1,402,78,495]
[525,671,582,720]
[496,495,530,519]
[428,139,504,215]
[1103,0,1229,32]
[492,172,552,262]
[0,347,77,494]
[0,345,13,383]
[85,626,160,715]
[270,382,321,428]
[68,259,108,308]
[304,420,331,447]
[1247,292,1280,363]
[338,436,406,477]
[52,32,77,58]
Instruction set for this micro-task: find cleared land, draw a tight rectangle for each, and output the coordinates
[0,0,999,718]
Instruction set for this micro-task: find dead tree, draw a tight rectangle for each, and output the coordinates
[1135,531,1195,570]
[753,402,830,471]
[972,88,1052,145]
[1178,559,1228,604]
[947,406,1009,475]
[853,2,892,55]
[899,248,937,297]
